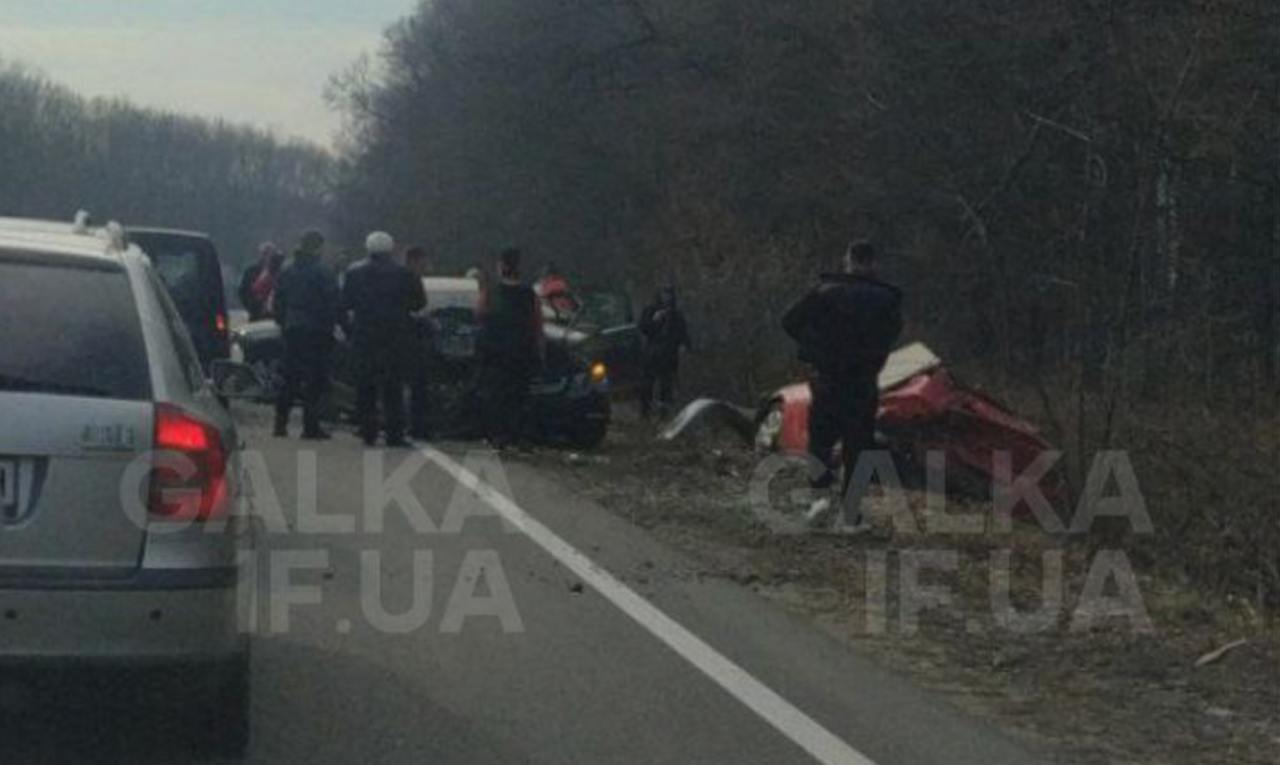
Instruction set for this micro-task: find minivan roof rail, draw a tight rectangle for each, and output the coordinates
[0,212,130,257]
[72,209,92,234]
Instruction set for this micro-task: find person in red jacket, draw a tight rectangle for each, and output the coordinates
[238,242,278,321]
[534,261,579,319]
[252,248,286,317]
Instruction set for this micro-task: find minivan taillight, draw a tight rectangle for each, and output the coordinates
[148,404,229,521]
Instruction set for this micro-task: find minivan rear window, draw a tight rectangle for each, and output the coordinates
[132,236,212,322]
[128,231,226,368]
[0,257,151,401]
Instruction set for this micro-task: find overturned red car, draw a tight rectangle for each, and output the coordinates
[667,343,1059,498]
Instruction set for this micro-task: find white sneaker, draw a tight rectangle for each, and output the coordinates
[828,516,872,536]
[805,497,835,528]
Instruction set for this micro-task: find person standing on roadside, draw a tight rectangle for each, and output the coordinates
[477,248,544,449]
[782,240,902,532]
[467,264,491,317]
[344,232,427,447]
[405,246,434,441]
[638,286,693,419]
[253,249,287,318]
[273,231,341,440]
[239,242,278,321]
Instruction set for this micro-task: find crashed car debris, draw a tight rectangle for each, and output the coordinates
[663,343,1060,500]
[542,286,646,399]
[234,275,624,448]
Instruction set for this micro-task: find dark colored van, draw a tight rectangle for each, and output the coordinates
[127,229,231,370]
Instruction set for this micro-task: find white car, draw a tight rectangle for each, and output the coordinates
[0,220,253,756]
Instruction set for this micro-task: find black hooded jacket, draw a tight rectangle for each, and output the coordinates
[639,299,692,368]
[782,273,903,378]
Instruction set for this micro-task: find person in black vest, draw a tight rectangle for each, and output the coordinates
[782,239,903,531]
[343,231,427,447]
[272,231,341,440]
[477,248,544,449]
[638,286,693,419]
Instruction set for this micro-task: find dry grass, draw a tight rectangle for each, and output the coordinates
[530,413,1280,765]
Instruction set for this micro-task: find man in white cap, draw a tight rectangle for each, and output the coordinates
[342,231,427,447]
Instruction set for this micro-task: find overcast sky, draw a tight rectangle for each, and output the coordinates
[0,0,417,148]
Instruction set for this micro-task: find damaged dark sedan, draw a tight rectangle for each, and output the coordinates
[234,275,616,448]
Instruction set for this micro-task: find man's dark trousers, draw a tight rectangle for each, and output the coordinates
[409,354,431,440]
[276,328,332,435]
[480,358,532,447]
[408,322,433,439]
[808,373,879,499]
[639,358,677,418]
[355,344,406,444]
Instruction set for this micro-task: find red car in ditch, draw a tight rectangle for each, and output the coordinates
[664,343,1061,502]
[753,343,1060,497]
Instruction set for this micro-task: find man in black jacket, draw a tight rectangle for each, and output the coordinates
[273,231,341,440]
[477,248,544,448]
[344,231,427,447]
[782,240,903,531]
[638,287,693,418]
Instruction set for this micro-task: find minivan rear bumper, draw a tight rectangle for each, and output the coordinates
[0,584,244,664]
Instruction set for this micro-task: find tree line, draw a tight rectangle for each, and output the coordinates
[0,3,1272,608]
[331,0,1279,608]
[0,61,333,270]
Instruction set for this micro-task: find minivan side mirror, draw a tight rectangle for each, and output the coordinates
[209,360,264,400]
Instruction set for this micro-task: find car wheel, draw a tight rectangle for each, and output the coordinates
[202,650,251,759]
[251,359,284,403]
[572,420,609,450]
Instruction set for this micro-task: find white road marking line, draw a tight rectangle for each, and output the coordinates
[422,447,879,765]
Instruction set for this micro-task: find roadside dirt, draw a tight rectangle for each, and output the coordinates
[523,412,1280,765]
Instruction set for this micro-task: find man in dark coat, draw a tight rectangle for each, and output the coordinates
[343,231,427,447]
[782,240,903,531]
[273,231,341,440]
[638,286,693,418]
[477,248,544,448]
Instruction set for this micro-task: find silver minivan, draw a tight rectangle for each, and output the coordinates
[0,223,252,756]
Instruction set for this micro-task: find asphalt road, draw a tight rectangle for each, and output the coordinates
[2,416,1056,765]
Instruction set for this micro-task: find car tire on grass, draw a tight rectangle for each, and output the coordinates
[572,420,609,450]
